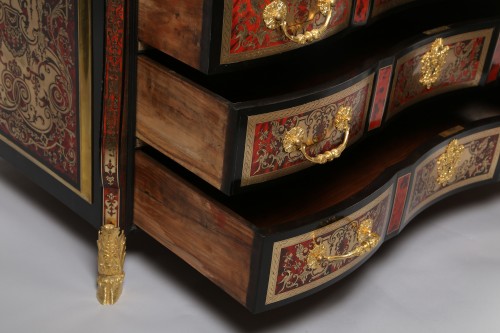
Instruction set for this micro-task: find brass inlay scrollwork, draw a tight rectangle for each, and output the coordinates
[307,219,380,270]
[263,0,336,45]
[282,106,352,164]
[97,224,126,305]
[419,38,450,89]
[436,139,464,187]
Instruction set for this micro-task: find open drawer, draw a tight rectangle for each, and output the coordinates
[136,15,500,195]
[138,0,491,73]
[133,88,500,312]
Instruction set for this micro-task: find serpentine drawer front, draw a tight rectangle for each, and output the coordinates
[134,89,500,312]
[137,0,466,73]
[136,18,500,195]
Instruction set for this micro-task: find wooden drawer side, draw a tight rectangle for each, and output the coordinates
[138,0,204,69]
[136,57,231,190]
[134,151,255,305]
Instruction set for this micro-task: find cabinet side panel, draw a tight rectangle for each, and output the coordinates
[138,0,204,69]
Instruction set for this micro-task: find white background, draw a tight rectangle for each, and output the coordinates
[1,158,500,333]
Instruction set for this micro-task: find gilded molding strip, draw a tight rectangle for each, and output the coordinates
[0,0,92,202]
[241,74,373,187]
[406,127,500,222]
[265,185,393,305]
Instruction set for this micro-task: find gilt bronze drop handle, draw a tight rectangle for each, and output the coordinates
[263,0,336,45]
[282,106,352,164]
[307,219,380,270]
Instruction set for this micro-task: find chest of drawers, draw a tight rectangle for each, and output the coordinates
[0,0,499,312]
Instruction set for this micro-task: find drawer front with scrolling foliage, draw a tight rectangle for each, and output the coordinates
[388,29,494,118]
[265,185,393,305]
[405,126,500,223]
[242,74,373,186]
[221,0,352,64]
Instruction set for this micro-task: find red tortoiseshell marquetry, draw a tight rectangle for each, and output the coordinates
[406,129,500,223]
[242,76,374,186]
[486,35,500,83]
[369,65,392,131]
[387,173,411,235]
[353,0,370,24]
[265,187,393,305]
[223,0,351,63]
[388,30,492,117]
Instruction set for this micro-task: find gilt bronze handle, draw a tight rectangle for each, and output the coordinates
[263,0,336,45]
[282,106,352,164]
[307,219,380,270]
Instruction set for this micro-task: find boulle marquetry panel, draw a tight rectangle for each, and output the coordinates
[388,29,493,118]
[221,0,352,64]
[405,127,500,223]
[265,186,393,305]
[241,74,373,186]
[0,0,92,201]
